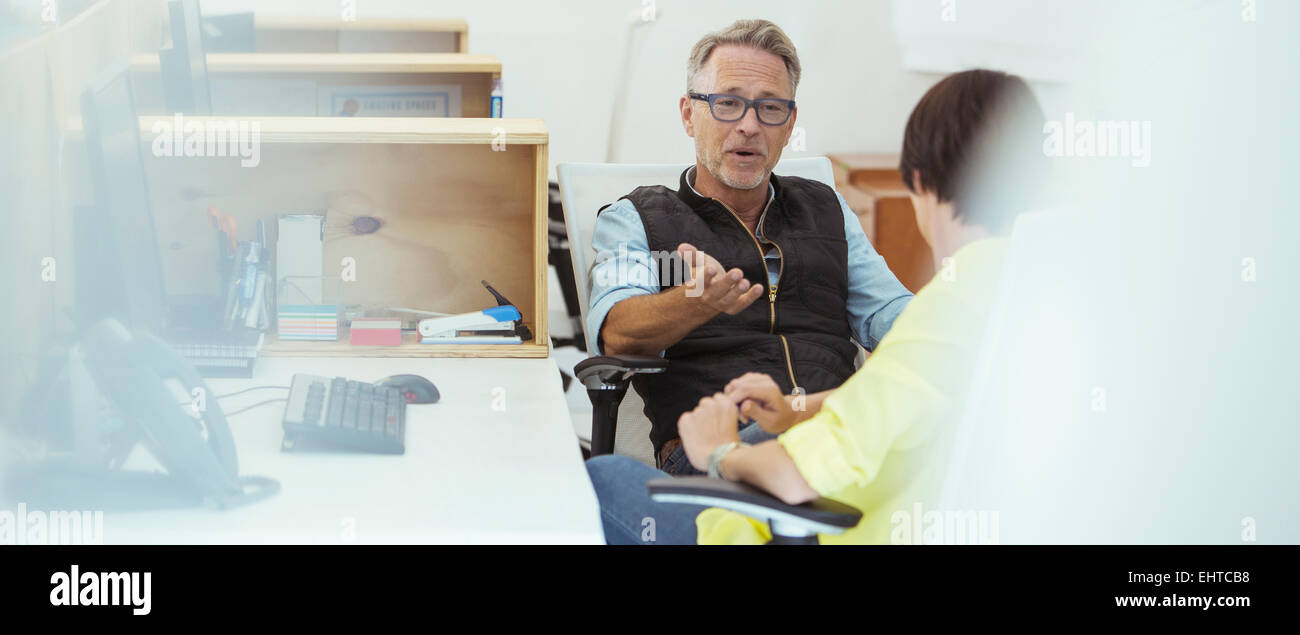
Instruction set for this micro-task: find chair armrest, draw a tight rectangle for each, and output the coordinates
[577,354,668,456]
[647,476,862,538]
[574,354,668,390]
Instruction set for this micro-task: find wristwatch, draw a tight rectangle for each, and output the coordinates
[707,441,749,480]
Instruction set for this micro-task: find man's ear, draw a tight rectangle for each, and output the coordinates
[777,106,798,147]
[680,94,696,138]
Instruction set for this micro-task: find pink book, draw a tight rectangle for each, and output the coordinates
[349,318,402,346]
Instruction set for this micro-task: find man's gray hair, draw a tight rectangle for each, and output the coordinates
[686,19,802,97]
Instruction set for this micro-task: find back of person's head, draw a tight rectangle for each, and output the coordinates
[899,69,1046,234]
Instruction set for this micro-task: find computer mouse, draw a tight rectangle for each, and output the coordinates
[376,374,440,404]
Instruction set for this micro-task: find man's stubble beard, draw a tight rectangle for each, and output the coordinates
[698,143,771,191]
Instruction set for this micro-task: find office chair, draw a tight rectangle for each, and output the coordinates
[558,157,862,543]
[547,181,586,352]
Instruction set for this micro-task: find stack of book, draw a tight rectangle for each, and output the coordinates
[349,318,402,346]
[278,305,339,341]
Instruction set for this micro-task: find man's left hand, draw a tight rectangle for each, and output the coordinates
[678,393,742,472]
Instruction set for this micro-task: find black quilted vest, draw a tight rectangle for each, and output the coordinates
[611,168,858,454]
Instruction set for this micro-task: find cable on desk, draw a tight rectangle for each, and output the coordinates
[214,385,291,399]
[223,398,288,417]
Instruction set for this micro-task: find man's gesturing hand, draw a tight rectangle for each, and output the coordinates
[678,243,765,316]
[724,372,798,434]
[678,393,743,472]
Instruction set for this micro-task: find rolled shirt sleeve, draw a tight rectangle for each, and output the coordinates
[585,199,660,354]
[587,192,914,355]
[839,193,913,350]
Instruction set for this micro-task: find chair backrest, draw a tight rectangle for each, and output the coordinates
[556,157,837,462]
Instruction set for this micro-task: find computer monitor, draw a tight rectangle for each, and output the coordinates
[77,63,168,335]
[201,12,256,53]
[160,0,211,114]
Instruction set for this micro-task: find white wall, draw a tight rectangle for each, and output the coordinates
[200,0,945,177]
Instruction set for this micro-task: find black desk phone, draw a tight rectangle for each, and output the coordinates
[6,319,278,511]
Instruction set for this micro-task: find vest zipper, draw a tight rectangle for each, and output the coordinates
[710,196,799,391]
[768,241,785,332]
[711,197,774,329]
[779,334,800,391]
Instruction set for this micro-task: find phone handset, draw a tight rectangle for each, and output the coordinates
[82,319,278,508]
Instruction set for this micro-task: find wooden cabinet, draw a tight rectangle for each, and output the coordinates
[65,116,550,358]
[250,17,470,54]
[830,153,935,293]
[130,53,502,117]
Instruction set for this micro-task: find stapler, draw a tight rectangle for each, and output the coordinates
[417,305,521,340]
[391,281,531,345]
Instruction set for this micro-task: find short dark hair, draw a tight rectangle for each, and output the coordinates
[898,69,1045,233]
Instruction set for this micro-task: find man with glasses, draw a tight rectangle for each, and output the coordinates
[586,19,912,475]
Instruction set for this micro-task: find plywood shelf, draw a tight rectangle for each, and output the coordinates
[62,118,551,360]
[828,152,934,293]
[130,52,500,75]
[253,16,470,33]
[262,331,549,359]
[129,53,501,117]
[134,116,545,145]
[250,16,470,53]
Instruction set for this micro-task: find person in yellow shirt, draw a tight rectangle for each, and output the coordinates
[687,237,1008,544]
[585,68,1045,544]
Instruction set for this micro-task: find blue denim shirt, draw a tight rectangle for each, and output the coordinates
[587,169,913,354]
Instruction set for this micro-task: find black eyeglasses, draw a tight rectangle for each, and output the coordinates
[688,92,796,126]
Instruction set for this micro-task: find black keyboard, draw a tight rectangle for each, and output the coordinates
[281,374,406,454]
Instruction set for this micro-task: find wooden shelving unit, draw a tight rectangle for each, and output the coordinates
[129,52,502,117]
[829,153,935,293]
[251,16,471,54]
[123,116,549,358]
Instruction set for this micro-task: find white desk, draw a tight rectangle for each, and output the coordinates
[103,356,604,544]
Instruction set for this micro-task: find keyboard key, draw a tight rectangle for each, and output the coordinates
[371,398,386,435]
[384,389,400,437]
[327,378,347,428]
[282,373,408,454]
[342,382,360,429]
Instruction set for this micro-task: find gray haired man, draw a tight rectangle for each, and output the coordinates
[585,19,912,474]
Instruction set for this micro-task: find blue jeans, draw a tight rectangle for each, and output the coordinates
[586,422,777,545]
